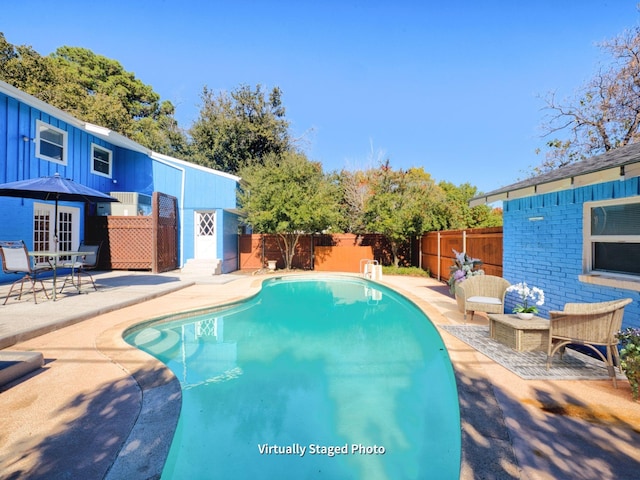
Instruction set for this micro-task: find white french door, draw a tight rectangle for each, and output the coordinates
[33,202,80,253]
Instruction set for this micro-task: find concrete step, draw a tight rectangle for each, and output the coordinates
[181,259,222,275]
[0,351,45,388]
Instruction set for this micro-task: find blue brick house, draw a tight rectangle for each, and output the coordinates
[472,144,640,329]
[0,80,241,282]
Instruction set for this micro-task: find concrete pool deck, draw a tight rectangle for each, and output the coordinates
[0,270,639,479]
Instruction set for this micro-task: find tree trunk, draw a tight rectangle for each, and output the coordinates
[391,241,400,267]
[277,233,301,270]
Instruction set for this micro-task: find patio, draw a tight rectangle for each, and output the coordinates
[440,324,627,381]
[0,271,639,479]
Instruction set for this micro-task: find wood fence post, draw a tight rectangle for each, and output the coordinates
[437,231,441,281]
[310,233,315,270]
[152,192,158,273]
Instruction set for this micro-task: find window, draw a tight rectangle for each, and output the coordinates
[583,198,640,279]
[35,120,67,165]
[91,143,113,177]
[198,212,216,237]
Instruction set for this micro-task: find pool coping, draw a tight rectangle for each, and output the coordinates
[99,283,266,478]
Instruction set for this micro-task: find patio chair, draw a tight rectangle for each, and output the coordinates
[546,298,633,388]
[0,240,51,305]
[455,275,510,321]
[59,242,101,294]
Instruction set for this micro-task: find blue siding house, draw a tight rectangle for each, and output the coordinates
[472,143,640,330]
[0,80,241,282]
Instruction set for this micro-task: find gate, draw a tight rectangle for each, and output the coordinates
[154,192,178,272]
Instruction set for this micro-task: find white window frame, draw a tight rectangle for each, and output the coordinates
[580,197,640,291]
[91,143,113,178]
[35,120,68,165]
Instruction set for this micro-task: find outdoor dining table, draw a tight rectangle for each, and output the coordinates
[28,251,91,301]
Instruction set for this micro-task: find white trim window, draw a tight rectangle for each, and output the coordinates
[583,197,640,279]
[35,120,68,165]
[91,143,113,178]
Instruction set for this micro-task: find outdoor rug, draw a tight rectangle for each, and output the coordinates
[439,324,624,381]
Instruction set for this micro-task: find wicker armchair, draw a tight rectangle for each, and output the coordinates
[455,275,511,321]
[546,298,633,387]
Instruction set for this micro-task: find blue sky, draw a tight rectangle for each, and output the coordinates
[2,1,638,193]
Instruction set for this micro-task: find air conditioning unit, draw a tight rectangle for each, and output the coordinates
[96,192,152,216]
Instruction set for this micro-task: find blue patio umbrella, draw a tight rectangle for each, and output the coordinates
[0,172,117,247]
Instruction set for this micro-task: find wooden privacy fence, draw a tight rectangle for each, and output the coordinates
[420,227,503,280]
[239,230,500,276]
[86,192,178,273]
[239,234,403,272]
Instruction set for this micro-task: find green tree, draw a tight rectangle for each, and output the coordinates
[470,204,503,227]
[129,102,191,157]
[238,151,342,269]
[190,84,290,175]
[538,27,640,172]
[438,181,502,229]
[0,34,187,156]
[0,33,61,101]
[438,181,476,229]
[363,162,445,267]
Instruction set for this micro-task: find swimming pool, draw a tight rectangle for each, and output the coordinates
[126,275,461,479]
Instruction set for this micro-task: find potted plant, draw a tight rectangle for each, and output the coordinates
[506,282,545,320]
[617,327,640,400]
[448,249,484,295]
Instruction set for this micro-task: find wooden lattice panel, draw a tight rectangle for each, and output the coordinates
[107,217,153,270]
[86,191,178,272]
[157,192,177,220]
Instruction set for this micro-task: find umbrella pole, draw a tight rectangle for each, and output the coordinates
[52,199,58,301]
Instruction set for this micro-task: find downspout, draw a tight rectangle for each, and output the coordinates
[150,154,186,267]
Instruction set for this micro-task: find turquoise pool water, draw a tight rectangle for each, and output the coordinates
[126,276,461,479]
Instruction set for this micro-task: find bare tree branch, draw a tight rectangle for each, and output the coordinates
[537,27,640,173]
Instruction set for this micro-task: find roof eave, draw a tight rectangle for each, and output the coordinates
[471,162,639,206]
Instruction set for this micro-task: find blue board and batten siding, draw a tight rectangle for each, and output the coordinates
[502,177,640,329]
[152,156,238,271]
[1,91,118,191]
[107,150,239,270]
[1,84,241,282]
[1,89,117,278]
